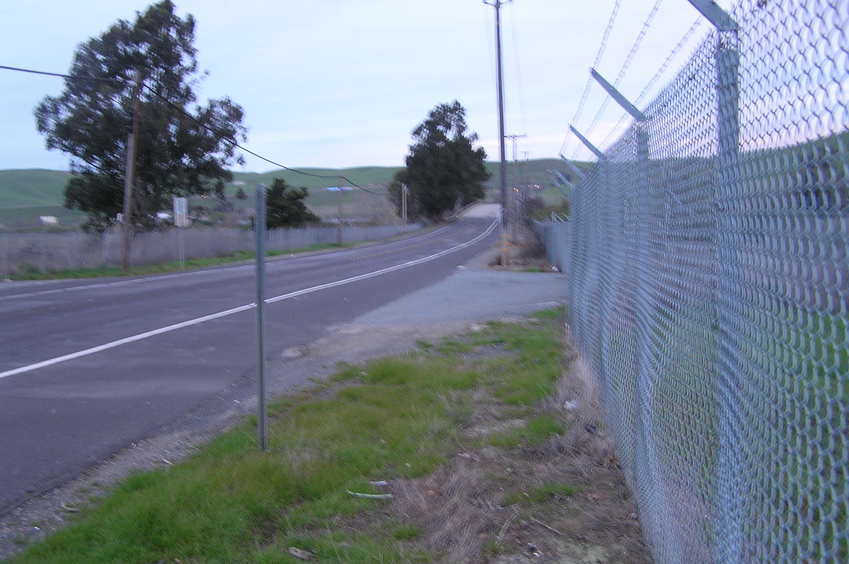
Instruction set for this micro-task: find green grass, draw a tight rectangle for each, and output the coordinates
[487,414,564,449]
[4,309,567,563]
[601,298,847,560]
[6,243,345,281]
[484,319,563,405]
[0,169,72,208]
[0,159,581,228]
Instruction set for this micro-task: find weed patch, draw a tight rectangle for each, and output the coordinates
[4,306,650,563]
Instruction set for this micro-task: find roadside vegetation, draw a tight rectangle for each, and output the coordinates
[2,307,650,563]
[4,243,344,281]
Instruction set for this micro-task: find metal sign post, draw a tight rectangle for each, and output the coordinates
[173,197,188,269]
[254,184,268,451]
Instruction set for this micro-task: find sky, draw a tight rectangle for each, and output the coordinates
[0,0,733,173]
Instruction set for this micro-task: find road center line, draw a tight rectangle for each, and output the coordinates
[0,220,496,380]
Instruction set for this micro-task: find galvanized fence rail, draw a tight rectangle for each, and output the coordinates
[537,0,847,561]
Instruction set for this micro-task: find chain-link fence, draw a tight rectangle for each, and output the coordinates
[1,223,421,278]
[537,0,847,561]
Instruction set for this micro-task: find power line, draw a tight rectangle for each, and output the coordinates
[139,79,382,195]
[0,64,127,84]
[507,2,527,137]
[1,63,381,196]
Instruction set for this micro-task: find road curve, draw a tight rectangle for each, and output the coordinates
[0,206,498,514]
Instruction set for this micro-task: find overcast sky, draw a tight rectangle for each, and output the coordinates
[0,0,731,173]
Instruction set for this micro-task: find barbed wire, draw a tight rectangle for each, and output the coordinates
[576,0,664,159]
[562,0,621,157]
[634,16,703,106]
[594,16,704,153]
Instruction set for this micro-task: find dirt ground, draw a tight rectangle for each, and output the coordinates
[385,349,653,563]
[0,233,652,562]
[309,310,652,564]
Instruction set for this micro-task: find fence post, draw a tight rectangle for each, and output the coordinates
[686,1,743,559]
[592,66,684,558]
[715,24,743,564]
[2,229,8,280]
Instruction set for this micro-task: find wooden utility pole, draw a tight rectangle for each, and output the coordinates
[506,133,525,238]
[121,69,142,272]
[337,173,343,245]
[483,0,512,266]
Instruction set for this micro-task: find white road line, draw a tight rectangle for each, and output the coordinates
[0,223,455,303]
[0,220,496,380]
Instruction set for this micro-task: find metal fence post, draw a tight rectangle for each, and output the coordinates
[2,229,8,280]
[714,25,743,564]
[686,1,743,559]
[255,183,268,452]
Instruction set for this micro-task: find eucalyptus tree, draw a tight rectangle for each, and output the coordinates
[35,0,247,231]
[396,101,490,221]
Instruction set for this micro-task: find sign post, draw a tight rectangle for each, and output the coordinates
[173,197,188,269]
[254,184,268,451]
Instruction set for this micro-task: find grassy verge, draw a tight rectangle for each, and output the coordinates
[6,243,344,281]
[5,307,627,563]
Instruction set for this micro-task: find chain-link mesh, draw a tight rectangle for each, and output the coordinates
[537,0,847,561]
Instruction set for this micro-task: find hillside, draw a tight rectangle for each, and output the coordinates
[0,158,577,228]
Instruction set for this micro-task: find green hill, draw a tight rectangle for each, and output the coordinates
[0,159,578,228]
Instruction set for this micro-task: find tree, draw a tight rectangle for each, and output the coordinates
[35,0,247,232]
[395,101,490,221]
[264,178,320,228]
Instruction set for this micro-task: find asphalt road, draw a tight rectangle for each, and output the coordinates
[0,208,499,514]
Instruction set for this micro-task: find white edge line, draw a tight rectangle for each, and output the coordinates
[0,222,457,303]
[0,220,497,380]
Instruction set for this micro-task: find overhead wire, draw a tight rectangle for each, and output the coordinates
[0,65,133,196]
[507,2,527,137]
[144,84,381,194]
[0,63,380,195]
[0,64,127,84]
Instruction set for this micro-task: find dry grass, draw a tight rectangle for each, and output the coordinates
[339,326,654,563]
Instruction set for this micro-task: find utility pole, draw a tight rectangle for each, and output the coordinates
[337,172,343,245]
[505,133,525,236]
[121,69,142,272]
[521,150,532,215]
[483,0,511,266]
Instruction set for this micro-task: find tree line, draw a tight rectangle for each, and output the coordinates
[35,1,490,233]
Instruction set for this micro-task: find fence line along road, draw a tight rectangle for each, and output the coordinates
[1,223,421,278]
[537,0,847,562]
